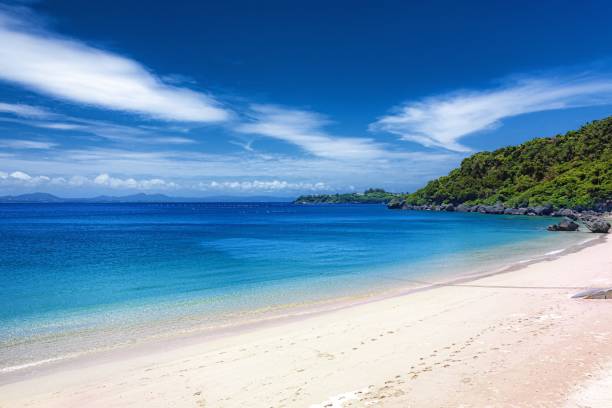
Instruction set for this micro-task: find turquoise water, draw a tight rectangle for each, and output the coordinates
[0,203,590,373]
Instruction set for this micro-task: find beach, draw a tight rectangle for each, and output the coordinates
[0,234,610,407]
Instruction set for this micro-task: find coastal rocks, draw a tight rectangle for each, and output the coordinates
[581,216,611,233]
[386,198,404,209]
[440,203,455,212]
[389,201,611,228]
[575,288,612,299]
[504,207,529,215]
[585,289,612,299]
[595,200,612,213]
[547,220,579,232]
[552,208,579,220]
[455,204,470,212]
[572,288,612,299]
[530,204,553,216]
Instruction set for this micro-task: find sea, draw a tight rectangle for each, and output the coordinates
[0,202,593,376]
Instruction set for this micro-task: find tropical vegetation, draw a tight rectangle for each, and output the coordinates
[403,117,612,209]
[294,188,401,204]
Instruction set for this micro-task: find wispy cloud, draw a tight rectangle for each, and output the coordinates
[0,139,56,149]
[0,104,197,145]
[0,10,230,122]
[236,104,394,160]
[0,101,52,118]
[371,74,612,152]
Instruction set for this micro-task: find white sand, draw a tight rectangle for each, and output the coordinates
[1,235,611,407]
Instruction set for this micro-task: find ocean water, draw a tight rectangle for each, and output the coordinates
[0,203,591,374]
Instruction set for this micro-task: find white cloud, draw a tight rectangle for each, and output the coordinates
[0,101,52,118]
[0,170,52,186]
[0,113,197,145]
[0,139,56,149]
[92,173,177,190]
[236,104,393,160]
[0,11,229,122]
[10,170,31,181]
[202,180,330,192]
[371,74,612,152]
[0,144,459,195]
[0,170,178,190]
[0,168,331,193]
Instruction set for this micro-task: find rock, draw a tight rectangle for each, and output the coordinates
[581,217,611,233]
[572,288,612,299]
[387,198,404,209]
[585,289,612,299]
[440,203,455,212]
[491,203,505,214]
[547,220,579,231]
[531,204,553,216]
[455,204,470,212]
[594,200,612,213]
[552,208,578,220]
[503,207,528,215]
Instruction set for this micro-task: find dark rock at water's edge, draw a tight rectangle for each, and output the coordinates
[573,288,612,299]
[547,220,579,232]
[531,204,554,216]
[586,289,612,299]
[553,208,579,220]
[386,198,404,209]
[504,207,529,215]
[387,201,610,233]
[581,216,612,233]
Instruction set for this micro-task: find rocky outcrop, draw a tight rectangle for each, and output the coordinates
[440,203,454,212]
[386,198,405,209]
[552,208,579,220]
[585,289,612,299]
[581,216,611,233]
[504,207,529,215]
[393,201,612,225]
[547,220,579,232]
[530,204,554,216]
[573,288,612,299]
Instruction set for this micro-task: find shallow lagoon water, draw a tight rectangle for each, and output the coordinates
[0,203,589,372]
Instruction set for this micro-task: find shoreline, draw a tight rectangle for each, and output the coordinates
[0,232,601,382]
[0,234,607,386]
[1,234,611,406]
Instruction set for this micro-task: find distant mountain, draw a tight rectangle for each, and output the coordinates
[294,188,401,204]
[401,117,612,210]
[0,193,293,203]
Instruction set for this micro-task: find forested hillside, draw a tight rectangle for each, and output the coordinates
[404,117,612,209]
[294,188,400,204]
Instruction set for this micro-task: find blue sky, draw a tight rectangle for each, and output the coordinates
[1,0,612,197]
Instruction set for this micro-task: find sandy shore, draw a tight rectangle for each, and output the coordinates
[1,235,611,407]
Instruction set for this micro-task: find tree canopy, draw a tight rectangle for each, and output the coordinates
[404,117,612,209]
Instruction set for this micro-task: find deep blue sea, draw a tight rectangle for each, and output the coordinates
[0,203,591,373]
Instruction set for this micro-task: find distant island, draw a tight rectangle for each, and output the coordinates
[0,193,293,203]
[390,116,612,213]
[294,188,402,204]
